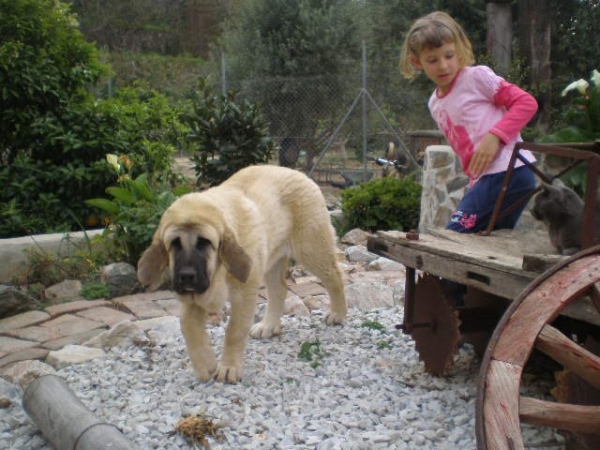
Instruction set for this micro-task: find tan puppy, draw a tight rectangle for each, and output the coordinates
[137,165,347,383]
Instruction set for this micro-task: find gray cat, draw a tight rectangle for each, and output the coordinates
[531,181,587,256]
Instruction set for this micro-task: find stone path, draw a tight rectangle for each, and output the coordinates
[0,291,177,374]
[0,266,406,379]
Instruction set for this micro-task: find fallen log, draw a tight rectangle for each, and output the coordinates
[23,374,141,450]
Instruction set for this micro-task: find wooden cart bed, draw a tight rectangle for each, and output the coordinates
[368,228,600,326]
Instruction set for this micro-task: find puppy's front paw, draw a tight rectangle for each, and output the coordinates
[190,356,218,382]
[325,310,346,325]
[250,320,282,339]
[215,364,243,384]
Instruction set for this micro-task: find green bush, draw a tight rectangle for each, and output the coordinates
[102,86,190,184]
[0,148,114,236]
[0,0,108,165]
[0,89,187,237]
[184,79,275,187]
[340,176,422,234]
[1,0,110,236]
[0,1,187,237]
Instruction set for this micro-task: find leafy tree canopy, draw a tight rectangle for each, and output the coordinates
[0,0,113,236]
[219,0,362,78]
[0,0,109,164]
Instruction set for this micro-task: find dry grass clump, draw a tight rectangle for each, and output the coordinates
[172,414,224,449]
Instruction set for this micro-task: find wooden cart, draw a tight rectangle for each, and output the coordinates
[366,142,600,450]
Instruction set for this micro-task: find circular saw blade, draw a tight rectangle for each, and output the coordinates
[412,273,462,375]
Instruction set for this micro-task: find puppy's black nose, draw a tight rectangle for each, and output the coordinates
[177,267,197,287]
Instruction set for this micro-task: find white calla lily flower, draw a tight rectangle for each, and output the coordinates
[561,78,589,97]
[591,69,600,87]
[106,154,120,172]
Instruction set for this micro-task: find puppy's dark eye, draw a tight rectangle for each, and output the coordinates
[170,237,182,251]
[196,237,211,250]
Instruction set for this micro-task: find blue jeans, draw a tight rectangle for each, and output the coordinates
[446,166,536,234]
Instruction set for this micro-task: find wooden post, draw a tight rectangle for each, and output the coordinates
[23,375,141,450]
[486,1,513,77]
[518,0,552,131]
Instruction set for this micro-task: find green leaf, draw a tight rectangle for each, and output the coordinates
[126,175,153,202]
[85,198,120,215]
[106,187,137,204]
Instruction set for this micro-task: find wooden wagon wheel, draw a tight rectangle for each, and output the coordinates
[476,246,600,450]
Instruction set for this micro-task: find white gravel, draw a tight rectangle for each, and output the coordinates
[1,307,565,450]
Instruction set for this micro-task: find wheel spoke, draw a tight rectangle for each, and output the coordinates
[520,396,600,434]
[535,324,600,391]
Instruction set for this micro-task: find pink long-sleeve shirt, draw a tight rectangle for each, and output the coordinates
[428,65,538,184]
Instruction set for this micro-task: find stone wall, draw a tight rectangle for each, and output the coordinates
[418,145,468,232]
[0,230,104,284]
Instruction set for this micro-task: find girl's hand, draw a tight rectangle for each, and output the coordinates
[469,133,501,177]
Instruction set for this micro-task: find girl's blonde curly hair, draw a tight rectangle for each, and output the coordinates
[400,11,474,80]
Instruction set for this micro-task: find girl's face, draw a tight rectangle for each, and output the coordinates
[411,41,461,94]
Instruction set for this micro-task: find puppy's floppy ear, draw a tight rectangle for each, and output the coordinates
[220,226,252,283]
[137,239,169,291]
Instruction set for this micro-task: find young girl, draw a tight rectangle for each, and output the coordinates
[400,11,538,233]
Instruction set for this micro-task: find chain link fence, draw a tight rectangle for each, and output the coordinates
[219,54,444,187]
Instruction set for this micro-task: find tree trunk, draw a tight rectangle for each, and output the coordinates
[518,0,552,132]
[486,2,513,77]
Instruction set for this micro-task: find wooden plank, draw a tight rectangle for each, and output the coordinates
[482,359,524,450]
[369,230,600,326]
[562,295,600,327]
[536,324,600,391]
[374,230,530,272]
[520,396,600,434]
[426,228,555,257]
[369,231,538,299]
[522,254,566,273]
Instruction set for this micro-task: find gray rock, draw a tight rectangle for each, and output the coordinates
[85,320,151,350]
[0,285,37,319]
[344,245,378,264]
[100,262,138,298]
[447,176,469,193]
[46,345,106,369]
[329,209,344,226]
[284,297,311,317]
[341,228,372,246]
[322,192,341,210]
[367,257,405,272]
[302,295,331,312]
[345,282,394,310]
[427,146,453,168]
[2,360,57,390]
[44,280,82,304]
